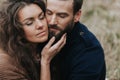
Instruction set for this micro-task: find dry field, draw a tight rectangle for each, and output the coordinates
[81,0,120,80]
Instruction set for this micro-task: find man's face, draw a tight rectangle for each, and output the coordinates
[46,0,75,38]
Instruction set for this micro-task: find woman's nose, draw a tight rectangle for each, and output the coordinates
[35,19,43,29]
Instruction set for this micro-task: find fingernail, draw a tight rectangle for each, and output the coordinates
[52,36,55,40]
[64,33,67,37]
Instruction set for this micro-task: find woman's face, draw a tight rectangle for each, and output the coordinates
[18,4,48,43]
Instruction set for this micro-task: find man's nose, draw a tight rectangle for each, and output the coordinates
[35,20,43,29]
[49,15,57,25]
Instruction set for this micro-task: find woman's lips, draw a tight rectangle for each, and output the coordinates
[36,31,46,37]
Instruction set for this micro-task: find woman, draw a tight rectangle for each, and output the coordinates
[0,0,66,80]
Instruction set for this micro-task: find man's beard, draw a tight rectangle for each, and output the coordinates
[48,20,74,43]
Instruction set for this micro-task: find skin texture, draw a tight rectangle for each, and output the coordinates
[18,4,48,43]
[40,34,66,80]
[0,2,66,80]
[18,3,67,80]
[45,0,106,80]
[46,0,81,37]
[44,0,82,80]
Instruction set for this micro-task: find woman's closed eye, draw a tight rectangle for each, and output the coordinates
[24,21,33,26]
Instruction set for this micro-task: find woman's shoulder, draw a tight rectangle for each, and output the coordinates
[0,49,11,64]
[0,49,16,70]
[0,48,23,69]
[0,49,29,80]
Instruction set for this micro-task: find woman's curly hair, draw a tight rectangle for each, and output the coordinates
[0,0,46,80]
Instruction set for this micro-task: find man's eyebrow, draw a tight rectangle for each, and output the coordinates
[57,13,68,15]
[46,9,69,16]
[38,11,44,16]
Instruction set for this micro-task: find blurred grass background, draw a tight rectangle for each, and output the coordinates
[81,0,120,80]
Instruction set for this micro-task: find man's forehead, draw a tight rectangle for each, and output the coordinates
[46,0,73,11]
[58,0,73,1]
[47,0,73,3]
[46,0,73,6]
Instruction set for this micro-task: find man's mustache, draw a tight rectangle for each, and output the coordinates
[48,25,63,31]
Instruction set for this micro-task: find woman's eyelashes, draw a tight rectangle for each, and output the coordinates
[25,20,33,26]
[22,12,45,26]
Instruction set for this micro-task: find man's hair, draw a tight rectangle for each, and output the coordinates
[46,0,83,15]
[73,0,83,15]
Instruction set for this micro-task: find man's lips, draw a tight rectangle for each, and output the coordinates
[49,26,63,31]
[50,28,58,32]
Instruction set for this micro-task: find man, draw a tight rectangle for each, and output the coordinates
[46,0,106,80]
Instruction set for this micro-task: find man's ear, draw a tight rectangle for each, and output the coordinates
[74,10,81,22]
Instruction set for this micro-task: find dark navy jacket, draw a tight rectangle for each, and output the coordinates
[50,22,106,80]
